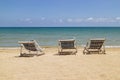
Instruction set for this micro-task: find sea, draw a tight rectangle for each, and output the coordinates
[0,27,120,47]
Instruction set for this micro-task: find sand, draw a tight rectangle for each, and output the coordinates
[0,47,120,80]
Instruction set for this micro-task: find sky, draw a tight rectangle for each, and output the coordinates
[0,0,120,27]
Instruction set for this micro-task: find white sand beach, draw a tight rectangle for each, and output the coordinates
[0,47,120,80]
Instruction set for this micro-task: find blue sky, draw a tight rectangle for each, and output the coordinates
[0,0,120,27]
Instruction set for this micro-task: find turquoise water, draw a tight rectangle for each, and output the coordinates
[0,27,120,47]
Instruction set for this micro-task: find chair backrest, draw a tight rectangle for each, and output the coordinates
[19,40,40,51]
[89,38,105,49]
[59,39,75,49]
[22,42,37,51]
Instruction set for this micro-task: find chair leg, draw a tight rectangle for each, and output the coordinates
[101,49,104,54]
[83,49,87,55]
[60,49,63,55]
[83,48,88,55]
[75,49,77,55]
[36,51,38,55]
[20,46,23,56]
[75,50,77,55]
[83,51,85,55]
[101,49,106,54]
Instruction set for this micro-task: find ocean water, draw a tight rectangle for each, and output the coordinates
[0,27,120,47]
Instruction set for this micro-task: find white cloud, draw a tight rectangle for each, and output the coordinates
[25,18,31,21]
[75,18,83,22]
[95,18,107,22]
[18,17,120,25]
[66,17,120,23]
[87,17,94,21]
[19,18,32,23]
[67,18,73,22]
[59,19,63,23]
[96,17,118,23]
[25,18,32,23]
[41,17,45,20]
[116,17,120,20]
[85,17,116,23]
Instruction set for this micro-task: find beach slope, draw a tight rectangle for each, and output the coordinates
[0,47,120,80]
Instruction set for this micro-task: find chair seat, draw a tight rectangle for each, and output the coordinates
[83,38,105,54]
[58,39,77,55]
[88,49,100,52]
[18,40,44,57]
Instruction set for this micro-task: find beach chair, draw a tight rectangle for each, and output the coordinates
[18,40,44,57]
[83,38,106,54]
[58,39,77,55]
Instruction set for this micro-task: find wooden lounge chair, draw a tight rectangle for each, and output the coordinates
[58,39,77,55]
[18,40,44,57]
[83,38,106,54]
